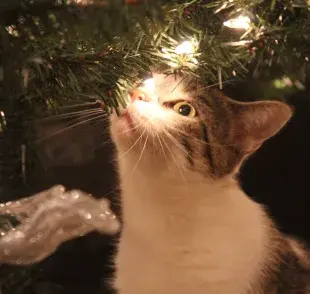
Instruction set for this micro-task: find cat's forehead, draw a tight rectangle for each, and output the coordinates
[152,73,192,101]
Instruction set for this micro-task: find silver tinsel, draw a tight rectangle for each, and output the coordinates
[0,185,120,265]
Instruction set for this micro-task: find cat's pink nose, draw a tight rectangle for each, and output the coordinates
[130,89,150,102]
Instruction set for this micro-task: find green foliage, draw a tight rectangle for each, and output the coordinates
[1,0,310,115]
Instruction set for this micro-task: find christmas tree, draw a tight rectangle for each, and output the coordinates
[1,0,310,293]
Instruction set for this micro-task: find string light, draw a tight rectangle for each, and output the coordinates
[6,26,19,37]
[222,40,252,46]
[0,111,6,123]
[67,0,94,5]
[174,39,199,68]
[223,15,251,30]
[159,39,199,69]
[175,40,196,55]
[273,76,305,90]
[0,111,6,133]
[140,39,202,91]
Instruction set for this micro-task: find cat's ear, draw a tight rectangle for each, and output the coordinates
[230,100,293,154]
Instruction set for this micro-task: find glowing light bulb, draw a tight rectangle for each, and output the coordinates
[143,78,155,91]
[67,0,94,5]
[223,15,251,30]
[0,111,6,125]
[175,41,195,55]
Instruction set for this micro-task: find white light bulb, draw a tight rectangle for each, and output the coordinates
[175,41,195,55]
[143,78,155,91]
[223,15,251,30]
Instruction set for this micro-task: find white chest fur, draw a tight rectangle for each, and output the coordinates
[114,169,273,294]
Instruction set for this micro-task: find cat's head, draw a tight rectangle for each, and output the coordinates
[110,73,292,179]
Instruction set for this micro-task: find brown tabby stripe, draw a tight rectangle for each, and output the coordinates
[182,138,194,166]
[206,90,231,141]
[201,123,215,173]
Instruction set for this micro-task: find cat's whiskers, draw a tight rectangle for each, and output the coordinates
[204,79,234,89]
[92,135,114,151]
[162,128,205,169]
[165,124,224,148]
[162,129,188,157]
[131,112,193,178]
[35,108,104,122]
[138,111,174,173]
[118,128,147,160]
[162,128,207,172]
[90,115,110,128]
[132,133,149,173]
[190,79,234,95]
[121,122,142,135]
[35,112,106,143]
[149,131,157,159]
[134,109,186,176]
[160,130,187,184]
[166,123,238,149]
[155,133,169,167]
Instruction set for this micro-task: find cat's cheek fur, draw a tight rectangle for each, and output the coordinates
[109,116,130,147]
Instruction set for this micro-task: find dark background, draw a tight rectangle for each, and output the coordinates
[1,82,310,294]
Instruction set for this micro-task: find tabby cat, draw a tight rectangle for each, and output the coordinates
[110,73,310,294]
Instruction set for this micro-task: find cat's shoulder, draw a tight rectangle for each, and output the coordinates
[262,236,310,294]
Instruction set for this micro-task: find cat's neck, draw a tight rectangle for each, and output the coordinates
[116,161,278,294]
[120,162,237,201]
[118,164,259,233]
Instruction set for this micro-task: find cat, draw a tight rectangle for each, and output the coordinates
[110,73,310,294]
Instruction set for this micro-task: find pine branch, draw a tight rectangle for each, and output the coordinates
[1,0,310,114]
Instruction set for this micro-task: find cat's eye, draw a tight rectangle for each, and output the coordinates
[173,101,196,117]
